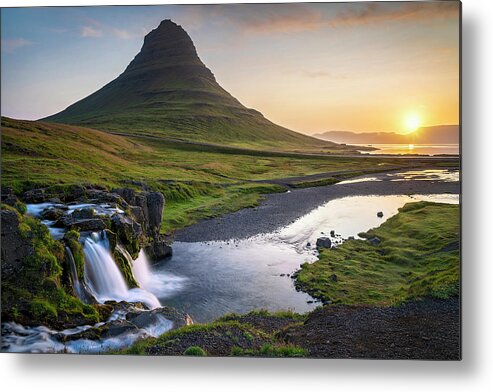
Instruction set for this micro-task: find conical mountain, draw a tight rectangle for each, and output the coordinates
[43,20,338,150]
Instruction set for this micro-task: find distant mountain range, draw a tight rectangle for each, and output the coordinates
[43,19,348,152]
[313,125,459,145]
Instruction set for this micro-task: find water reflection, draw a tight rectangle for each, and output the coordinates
[156,194,459,322]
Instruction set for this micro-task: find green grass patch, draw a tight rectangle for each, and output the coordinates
[183,346,207,356]
[294,202,460,305]
[2,117,458,233]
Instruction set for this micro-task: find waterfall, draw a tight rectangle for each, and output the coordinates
[132,250,152,287]
[82,232,161,309]
[132,249,186,297]
[64,246,84,300]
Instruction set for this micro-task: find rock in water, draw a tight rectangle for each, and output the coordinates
[377,211,384,218]
[316,237,332,249]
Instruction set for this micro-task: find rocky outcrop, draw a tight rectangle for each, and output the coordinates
[1,209,34,277]
[145,234,173,261]
[111,214,143,259]
[114,188,164,235]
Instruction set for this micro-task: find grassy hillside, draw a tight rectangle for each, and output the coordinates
[1,117,454,233]
[42,20,348,152]
[294,202,460,305]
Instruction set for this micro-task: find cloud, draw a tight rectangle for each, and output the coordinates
[112,28,133,40]
[328,2,459,28]
[177,2,459,35]
[1,38,33,53]
[303,70,350,80]
[81,26,103,38]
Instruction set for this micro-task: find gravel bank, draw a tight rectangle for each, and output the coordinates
[175,174,460,242]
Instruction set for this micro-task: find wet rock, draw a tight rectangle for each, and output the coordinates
[316,237,332,249]
[41,207,66,221]
[377,211,384,218]
[330,230,336,237]
[71,208,96,220]
[145,235,173,262]
[86,189,126,207]
[368,237,381,246]
[126,306,192,329]
[1,210,34,277]
[22,188,49,203]
[64,185,86,202]
[68,218,107,232]
[101,319,140,338]
[111,214,142,257]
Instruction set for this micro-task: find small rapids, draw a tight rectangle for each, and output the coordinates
[1,311,173,354]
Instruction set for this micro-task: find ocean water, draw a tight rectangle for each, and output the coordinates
[356,144,459,156]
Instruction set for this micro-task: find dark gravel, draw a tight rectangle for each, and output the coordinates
[280,298,461,360]
[175,175,459,242]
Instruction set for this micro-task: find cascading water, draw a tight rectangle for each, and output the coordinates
[64,246,84,300]
[82,231,161,309]
[132,249,186,298]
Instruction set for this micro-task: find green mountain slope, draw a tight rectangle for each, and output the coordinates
[42,20,343,151]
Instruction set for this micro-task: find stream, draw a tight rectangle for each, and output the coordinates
[1,169,459,352]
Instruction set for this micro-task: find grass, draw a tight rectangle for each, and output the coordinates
[2,117,457,234]
[1,205,102,328]
[294,202,460,305]
[118,316,307,357]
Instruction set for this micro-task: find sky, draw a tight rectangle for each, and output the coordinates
[1,2,460,135]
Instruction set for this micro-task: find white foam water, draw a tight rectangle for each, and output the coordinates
[83,232,161,309]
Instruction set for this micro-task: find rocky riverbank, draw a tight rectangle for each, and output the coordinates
[175,171,460,242]
[119,298,459,359]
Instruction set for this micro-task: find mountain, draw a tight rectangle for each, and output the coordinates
[43,20,344,151]
[313,125,460,145]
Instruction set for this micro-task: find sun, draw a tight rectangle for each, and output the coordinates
[404,114,422,133]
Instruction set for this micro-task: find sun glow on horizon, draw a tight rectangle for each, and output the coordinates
[404,114,422,133]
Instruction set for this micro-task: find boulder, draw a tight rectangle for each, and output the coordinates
[145,235,173,262]
[126,306,192,330]
[68,218,106,232]
[22,188,50,203]
[100,319,140,339]
[377,211,384,218]
[330,230,336,237]
[71,208,96,220]
[41,207,67,221]
[316,237,332,249]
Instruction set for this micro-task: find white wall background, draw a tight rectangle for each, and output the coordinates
[1,0,491,391]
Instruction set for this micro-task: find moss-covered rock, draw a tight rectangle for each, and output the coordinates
[113,246,139,288]
[1,210,103,329]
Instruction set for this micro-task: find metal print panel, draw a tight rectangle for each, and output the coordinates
[0,1,461,359]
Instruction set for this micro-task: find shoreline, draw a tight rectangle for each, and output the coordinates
[175,172,460,242]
